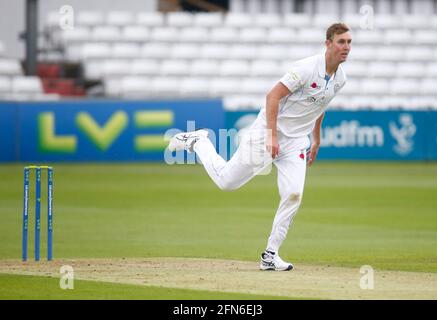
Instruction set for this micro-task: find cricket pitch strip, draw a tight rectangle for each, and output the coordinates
[1,258,436,299]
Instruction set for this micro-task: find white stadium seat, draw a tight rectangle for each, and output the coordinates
[361,79,390,95]
[250,60,282,77]
[329,95,350,109]
[102,60,131,77]
[368,61,397,78]
[150,27,180,42]
[192,12,223,27]
[432,19,437,29]
[92,26,121,42]
[180,77,210,97]
[420,79,437,95]
[384,29,413,45]
[171,44,201,59]
[0,59,22,76]
[341,62,368,77]
[61,27,91,43]
[241,78,274,94]
[402,15,433,29]
[0,76,11,92]
[355,30,385,44]
[76,11,104,26]
[160,60,190,76]
[219,60,250,76]
[122,26,150,42]
[84,61,104,79]
[397,62,426,78]
[347,46,375,61]
[297,28,325,43]
[376,47,404,61]
[283,14,312,28]
[390,79,420,95]
[130,59,160,76]
[200,44,230,59]
[267,28,297,43]
[167,12,194,27]
[394,2,419,18]
[210,27,239,43]
[336,79,360,96]
[104,77,122,97]
[210,78,242,96]
[112,43,141,58]
[253,14,282,28]
[106,11,134,26]
[427,63,437,77]
[179,27,210,43]
[312,14,339,28]
[342,14,362,29]
[404,47,434,61]
[121,76,152,97]
[81,43,112,59]
[64,45,82,61]
[223,95,264,111]
[375,1,392,16]
[229,44,259,60]
[239,27,268,43]
[12,76,43,93]
[152,77,181,96]
[45,11,60,29]
[411,0,435,15]
[141,43,172,59]
[224,13,253,27]
[258,45,288,60]
[136,12,164,27]
[374,15,402,29]
[190,60,220,76]
[288,45,320,60]
[413,30,437,45]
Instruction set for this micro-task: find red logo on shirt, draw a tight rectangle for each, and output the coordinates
[299,153,305,160]
[311,82,318,89]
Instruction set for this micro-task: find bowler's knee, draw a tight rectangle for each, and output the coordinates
[217,179,239,191]
[280,191,302,205]
[289,192,302,202]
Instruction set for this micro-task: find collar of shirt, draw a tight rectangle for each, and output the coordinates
[318,52,337,81]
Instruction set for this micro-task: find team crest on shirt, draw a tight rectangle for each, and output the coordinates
[310,82,320,89]
[334,83,340,93]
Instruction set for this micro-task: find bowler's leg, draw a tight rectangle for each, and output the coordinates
[266,143,308,253]
[193,133,272,191]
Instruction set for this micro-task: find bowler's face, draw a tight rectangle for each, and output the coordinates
[326,31,352,63]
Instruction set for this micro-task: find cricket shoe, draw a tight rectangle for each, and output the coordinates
[168,129,209,153]
[259,250,293,271]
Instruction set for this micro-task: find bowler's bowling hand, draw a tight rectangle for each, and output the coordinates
[307,143,320,167]
[266,135,279,159]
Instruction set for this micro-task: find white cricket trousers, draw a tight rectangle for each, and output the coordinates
[193,115,310,253]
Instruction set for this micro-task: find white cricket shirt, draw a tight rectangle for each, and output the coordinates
[259,53,347,138]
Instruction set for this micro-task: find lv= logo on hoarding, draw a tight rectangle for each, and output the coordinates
[37,110,174,153]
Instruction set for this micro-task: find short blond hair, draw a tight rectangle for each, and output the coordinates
[326,23,350,41]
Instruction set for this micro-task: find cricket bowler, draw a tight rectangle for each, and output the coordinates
[168,23,352,271]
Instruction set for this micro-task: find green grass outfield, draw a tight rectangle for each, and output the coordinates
[0,274,290,300]
[0,162,436,299]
